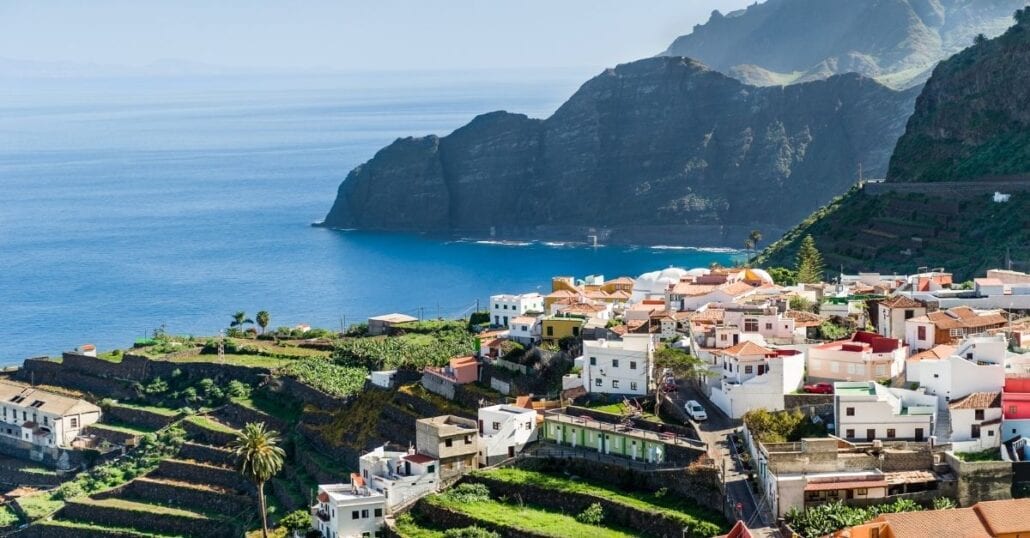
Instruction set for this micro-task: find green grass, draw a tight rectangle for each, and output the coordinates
[425,494,637,538]
[231,390,301,423]
[185,415,239,434]
[39,519,185,538]
[91,422,157,435]
[111,402,181,417]
[394,513,447,538]
[169,353,288,369]
[16,492,64,520]
[17,465,59,476]
[955,448,1003,462]
[73,497,211,519]
[96,351,125,363]
[0,505,20,527]
[474,468,725,536]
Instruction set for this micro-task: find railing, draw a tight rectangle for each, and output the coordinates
[525,443,688,470]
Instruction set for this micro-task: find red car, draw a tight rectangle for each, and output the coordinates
[803,382,834,394]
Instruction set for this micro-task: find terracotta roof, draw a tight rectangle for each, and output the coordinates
[949,391,1002,410]
[976,498,1030,535]
[716,521,753,538]
[908,344,957,362]
[912,307,1007,330]
[605,277,634,285]
[713,341,775,358]
[514,395,532,409]
[546,289,580,298]
[719,281,758,297]
[402,453,435,464]
[450,356,478,368]
[804,479,887,492]
[879,295,923,309]
[783,309,823,326]
[688,309,725,322]
[873,498,1030,537]
[670,283,717,296]
[608,289,632,299]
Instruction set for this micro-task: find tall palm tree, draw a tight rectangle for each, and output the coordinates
[230,311,254,335]
[255,311,270,335]
[231,422,285,538]
[743,238,755,265]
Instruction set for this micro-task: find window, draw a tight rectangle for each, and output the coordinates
[744,365,753,374]
[589,357,596,365]
[720,334,727,341]
[744,319,758,332]
[917,326,926,340]
[856,488,868,495]
[492,422,500,430]
[352,510,360,520]
[595,378,602,387]
[612,359,619,368]
[846,429,855,438]
[1010,405,1019,415]
[765,323,773,330]
[904,310,914,320]
[427,465,435,473]
[830,362,840,373]
[846,407,855,416]
[975,409,985,420]
[971,425,981,439]
[445,439,453,448]
[494,316,500,325]
[361,509,369,518]
[362,533,370,538]
[988,430,994,437]
[886,429,896,439]
[546,326,554,336]
[866,429,875,440]
[630,382,637,391]
[69,417,78,428]
[494,304,499,309]
[612,380,620,389]
[630,361,637,370]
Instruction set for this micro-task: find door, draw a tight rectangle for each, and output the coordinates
[508,446,515,458]
[915,428,924,442]
[866,429,875,441]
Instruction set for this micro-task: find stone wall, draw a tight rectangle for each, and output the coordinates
[177,441,236,467]
[153,459,252,494]
[211,402,287,433]
[420,372,456,400]
[945,452,1013,506]
[0,436,101,471]
[0,456,68,487]
[15,359,137,400]
[275,376,354,409]
[105,405,179,430]
[181,419,237,447]
[412,501,543,538]
[84,426,139,447]
[95,476,252,517]
[60,499,234,537]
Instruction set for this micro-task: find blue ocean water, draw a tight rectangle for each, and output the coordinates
[0,71,737,365]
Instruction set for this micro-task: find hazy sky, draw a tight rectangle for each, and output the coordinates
[0,1,754,71]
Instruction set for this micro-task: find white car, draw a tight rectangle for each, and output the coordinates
[685,400,707,421]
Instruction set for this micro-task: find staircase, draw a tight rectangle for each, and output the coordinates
[934,408,952,442]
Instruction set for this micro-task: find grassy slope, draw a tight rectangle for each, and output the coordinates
[424,495,637,538]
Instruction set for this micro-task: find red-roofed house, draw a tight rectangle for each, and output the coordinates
[358,445,440,512]
[421,356,480,399]
[807,332,907,383]
[708,342,805,418]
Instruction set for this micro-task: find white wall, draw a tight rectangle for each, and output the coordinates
[582,335,654,396]
[836,385,936,441]
[710,353,805,418]
[950,408,1002,447]
[917,356,1005,408]
[478,405,537,464]
[490,293,543,327]
[905,320,937,351]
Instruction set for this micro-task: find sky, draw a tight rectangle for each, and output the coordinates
[0,1,754,72]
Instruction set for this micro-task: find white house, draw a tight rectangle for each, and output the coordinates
[708,342,805,419]
[875,296,925,341]
[807,332,907,383]
[370,370,398,389]
[311,480,386,538]
[581,334,654,396]
[722,308,802,345]
[834,382,937,442]
[358,446,439,512]
[0,381,101,448]
[915,336,1006,407]
[508,315,540,346]
[904,307,1007,351]
[490,293,544,328]
[667,281,758,311]
[947,392,1003,452]
[477,404,537,465]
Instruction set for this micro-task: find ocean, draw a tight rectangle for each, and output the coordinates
[0,71,737,365]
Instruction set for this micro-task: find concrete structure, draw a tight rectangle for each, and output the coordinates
[370,370,397,389]
[581,334,654,397]
[477,404,537,465]
[835,382,937,442]
[721,307,803,345]
[508,315,540,346]
[540,315,585,345]
[708,342,805,419]
[542,409,704,465]
[948,392,1003,452]
[807,332,907,383]
[915,336,1006,407]
[489,293,544,328]
[905,307,1008,351]
[358,446,439,512]
[0,381,101,448]
[876,296,925,341]
[311,480,386,538]
[367,313,418,336]
[415,416,479,480]
[667,280,759,311]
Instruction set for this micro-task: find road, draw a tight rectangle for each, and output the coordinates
[666,380,780,537]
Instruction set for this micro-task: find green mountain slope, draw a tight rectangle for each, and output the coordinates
[756,11,1030,279]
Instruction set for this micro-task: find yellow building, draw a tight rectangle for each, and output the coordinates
[540,316,585,344]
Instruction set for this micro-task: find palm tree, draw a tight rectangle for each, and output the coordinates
[230,311,254,335]
[748,229,763,253]
[743,238,755,265]
[231,422,285,538]
[255,311,270,335]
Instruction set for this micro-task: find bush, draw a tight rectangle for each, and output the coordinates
[443,526,500,538]
[54,481,85,500]
[441,483,491,503]
[786,498,923,537]
[279,509,312,533]
[932,497,956,510]
[575,502,604,525]
[281,359,367,398]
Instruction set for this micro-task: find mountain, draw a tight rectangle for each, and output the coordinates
[755,11,1030,279]
[320,57,916,247]
[663,0,1027,89]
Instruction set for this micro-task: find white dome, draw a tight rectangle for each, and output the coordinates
[631,267,688,302]
[685,267,711,277]
[748,268,775,285]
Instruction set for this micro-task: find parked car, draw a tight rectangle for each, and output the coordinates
[662,375,677,392]
[803,382,834,394]
[685,400,707,421]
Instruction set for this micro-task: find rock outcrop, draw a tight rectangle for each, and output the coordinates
[321,57,915,247]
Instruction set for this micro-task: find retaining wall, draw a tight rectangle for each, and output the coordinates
[96,477,252,516]
[181,419,237,447]
[211,402,287,433]
[276,376,354,409]
[177,441,235,467]
[105,405,179,430]
[152,459,252,494]
[60,500,233,537]
[945,452,1013,506]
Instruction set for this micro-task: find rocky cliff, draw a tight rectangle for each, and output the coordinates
[756,11,1030,279]
[663,0,1026,89]
[321,57,915,247]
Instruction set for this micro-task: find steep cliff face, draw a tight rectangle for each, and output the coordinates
[663,0,1026,89]
[756,12,1030,279]
[322,57,915,246]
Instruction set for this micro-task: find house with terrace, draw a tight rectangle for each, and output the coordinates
[834,382,938,442]
[581,334,655,397]
[914,335,1006,406]
[0,380,101,449]
[358,446,439,512]
[875,295,926,341]
[477,404,537,465]
[947,391,1003,452]
[707,341,805,419]
[311,479,387,538]
[415,415,479,480]
[489,292,544,328]
[541,408,705,465]
[807,332,907,383]
[905,306,1008,352]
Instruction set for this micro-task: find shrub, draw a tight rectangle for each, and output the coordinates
[442,483,491,503]
[575,502,604,525]
[227,380,252,399]
[932,497,956,510]
[54,482,85,500]
[279,509,312,533]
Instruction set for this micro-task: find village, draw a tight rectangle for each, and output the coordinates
[1,262,1030,538]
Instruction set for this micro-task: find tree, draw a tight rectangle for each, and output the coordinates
[743,238,755,264]
[256,311,270,335]
[767,267,797,286]
[748,229,763,257]
[231,311,255,334]
[279,509,312,534]
[231,422,285,538]
[575,502,605,525]
[794,235,825,284]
